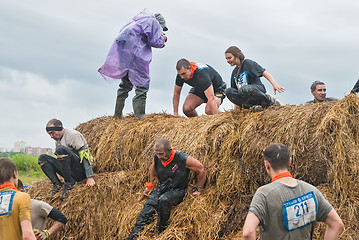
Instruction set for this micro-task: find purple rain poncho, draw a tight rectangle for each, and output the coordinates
[98,10,165,89]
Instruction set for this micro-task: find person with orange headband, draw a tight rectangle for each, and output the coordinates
[127,138,206,239]
[242,143,343,240]
[173,58,226,117]
[0,158,36,240]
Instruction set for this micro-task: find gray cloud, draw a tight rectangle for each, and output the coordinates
[1,0,358,148]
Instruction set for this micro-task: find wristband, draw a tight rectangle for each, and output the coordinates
[145,182,154,190]
[197,187,202,192]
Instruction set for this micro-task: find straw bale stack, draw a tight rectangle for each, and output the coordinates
[27,94,359,239]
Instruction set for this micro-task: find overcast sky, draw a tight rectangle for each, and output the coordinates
[1,0,358,149]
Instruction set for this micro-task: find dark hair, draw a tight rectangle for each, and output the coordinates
[225,46,245,63]
[263,143,290,170]
[310,81,325,92]
[0,157,17,184]
[155,138,172,153]
[176,59,191,71]
[46,118,63,127]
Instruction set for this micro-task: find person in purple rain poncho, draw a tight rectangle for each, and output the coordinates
[98,10,168,119]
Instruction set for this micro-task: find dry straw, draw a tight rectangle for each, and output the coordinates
[27,95,359,239]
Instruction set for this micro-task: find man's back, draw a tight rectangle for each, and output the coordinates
[0,188,31,240]
[249,180,332,240]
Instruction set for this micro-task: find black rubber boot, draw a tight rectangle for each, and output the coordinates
[115,76,133,117]
[133,87,148,119]
[115,90,129,117]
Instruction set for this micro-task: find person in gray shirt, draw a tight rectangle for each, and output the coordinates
[242,143,343,240]
[38,119,95,200]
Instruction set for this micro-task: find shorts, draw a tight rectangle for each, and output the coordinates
[189,83,226,104]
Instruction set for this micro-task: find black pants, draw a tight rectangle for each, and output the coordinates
[127,189,186,239]
[226,84,270,108]
[38,145,86,187]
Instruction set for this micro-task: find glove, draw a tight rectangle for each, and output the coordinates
[33,229,50,240]
[78,149,93,164]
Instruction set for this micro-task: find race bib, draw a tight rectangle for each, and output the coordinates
[0,190,16,216]
[282,191,317,231]
[235,71,248,89]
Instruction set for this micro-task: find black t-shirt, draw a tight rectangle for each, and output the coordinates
[230,59,266,91]
[154,150,190,194]
[176,63,225,93]
[351,79,359,93]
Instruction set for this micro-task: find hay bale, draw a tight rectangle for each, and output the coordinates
[27,95,359,239]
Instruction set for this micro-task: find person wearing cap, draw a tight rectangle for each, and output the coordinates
[98,9,168,119]
[242,143,343,240]
[38,118,95,200]
[224,46,285,110]
[17,180,68,240]
[306,81,338,104]
[126,138,206,239]
[173,58,227,117]
[0,157,36,240]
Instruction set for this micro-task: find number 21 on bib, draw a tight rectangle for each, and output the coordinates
[282,191,317,231]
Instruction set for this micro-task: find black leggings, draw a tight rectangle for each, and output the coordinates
[226,84,269,108]
[127,189,185,239]
[38,145,86,186]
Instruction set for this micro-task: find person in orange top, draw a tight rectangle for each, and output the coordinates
[0,157,36,240]
[126,138,206,239]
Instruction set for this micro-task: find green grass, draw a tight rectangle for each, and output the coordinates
[18,170,46,186]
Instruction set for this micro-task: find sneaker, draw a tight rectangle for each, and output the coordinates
[250,105,264,112]
[48,183,63,197]
[60,181,77,200]
[266,93,282,106]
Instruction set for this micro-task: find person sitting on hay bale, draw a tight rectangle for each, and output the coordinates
[350,78,359,94]
[306,81,338,104]
[173,58,227,117]
[38,119,95,200]
[127,138,206,239]
[0,157,36,240]
[224,46,284,110]
[17,180,67,240]
[242,143,343,240]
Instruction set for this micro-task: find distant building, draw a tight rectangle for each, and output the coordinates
[14,141,27,152]
[24,147,53,155]
[0,147,14,152]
